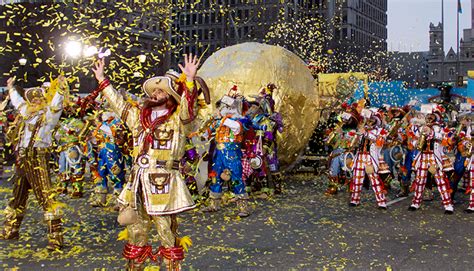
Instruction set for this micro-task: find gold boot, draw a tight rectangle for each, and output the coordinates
[164,258,182,271]
[325,177,339,195]
[0,206,22,240]
[160,246,184,271]
[126,260,145,271]
[57,173,68,195]
[91,186,108,207]
[123,243,151,271]
[70,175,84,198]
[237,199,250,218]
[201,197,221,212]
[45,212,63,251]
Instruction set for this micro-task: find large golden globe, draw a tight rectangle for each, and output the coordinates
[198,42,321,170]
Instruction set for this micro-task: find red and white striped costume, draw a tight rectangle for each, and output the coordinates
[410,124,453,211]
[350,127,387,207]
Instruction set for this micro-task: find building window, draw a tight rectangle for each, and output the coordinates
[449,68,455,75]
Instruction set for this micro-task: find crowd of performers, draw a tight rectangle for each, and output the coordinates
[0,54,283,270]
[324,98,474,214]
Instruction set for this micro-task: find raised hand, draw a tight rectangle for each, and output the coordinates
[57,74,67,89]
[92,58,106,82]
[6,77,15,90]
[178,53,200,82]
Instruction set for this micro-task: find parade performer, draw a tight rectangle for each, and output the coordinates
[325,103,359,195]
[450,111,471,201]
[349,109,388,209]
[90,111,126,208]
[55,103,87,198]
[254,84,284,194]
[197,87,250,217]
[378,107,394,190]
[409,105,454,214]
[397,107,420,197]
[241,101,272,196]
[464,128,474,213]
[0,76,66,250]
[380,106,410,191]
[92,54,204,270]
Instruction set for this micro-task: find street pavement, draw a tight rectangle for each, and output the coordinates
[0,170,473,271]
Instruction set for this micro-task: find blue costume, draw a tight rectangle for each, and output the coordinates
[208,117,246,197]
[55,117,87,197]
[200,92,251,217]
[91,116,126,207]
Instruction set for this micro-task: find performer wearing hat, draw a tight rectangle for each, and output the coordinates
[409,105,454,214]
[325,103,359,195]
[380,106,410,191]
[450,110,471,202]
[349,109,388,209]
[90,111,126,209]
[92,54,206,270]
[241,101,268,195]
[465,128,474,213]
[197,88,251,217]
[396,106,420,197]
[255,84,284,194]
[55,103,87,198]
[1,76,66,250]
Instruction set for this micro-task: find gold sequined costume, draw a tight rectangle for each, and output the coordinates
[1,83,65,250]
[97,69,203,270]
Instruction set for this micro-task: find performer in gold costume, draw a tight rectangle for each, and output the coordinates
[92,54,204,270]
[0,76,66,250]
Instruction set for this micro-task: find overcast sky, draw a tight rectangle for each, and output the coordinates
[388,0,472,52]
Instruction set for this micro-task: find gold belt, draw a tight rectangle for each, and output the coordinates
[137,154,180,170]
[18,147,51,157]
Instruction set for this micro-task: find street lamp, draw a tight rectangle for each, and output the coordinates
[65,40,82,58]
[19,57,27,66]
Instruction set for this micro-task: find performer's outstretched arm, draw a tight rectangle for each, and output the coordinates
[45,75,66,125]
[92,59,139,130]
[6,77,28,117]
[178,54,200,128]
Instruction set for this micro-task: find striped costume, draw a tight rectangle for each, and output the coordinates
[350,127,387,207]
[410,125,453,212]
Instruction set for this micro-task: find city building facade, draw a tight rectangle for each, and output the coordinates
[388,51,429,88]
[428,21,474,86]
[172,0,388,70]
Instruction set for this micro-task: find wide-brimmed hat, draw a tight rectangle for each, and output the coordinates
[142,70,181,103]
[24,87,46,104]
[368,111,382,127]
[431,105,445,123]
[341,102,361,125]
[390,105,410,117]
